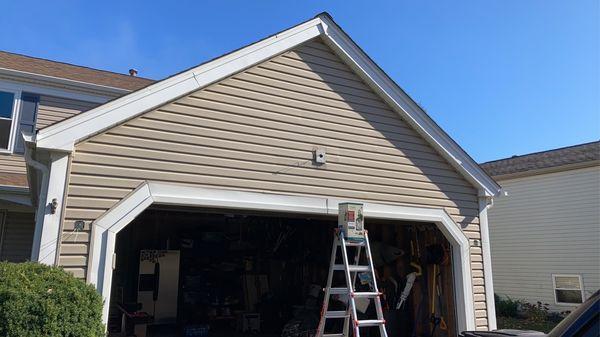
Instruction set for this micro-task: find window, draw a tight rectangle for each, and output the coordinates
[0,88,39,154]
[553,274,585,305]
[0,91,16,150]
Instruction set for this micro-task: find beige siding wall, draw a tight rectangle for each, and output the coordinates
[489,165,600,311]
[36,95,100,129]
[60,39,488,328]
[0,154,26,174]
[0,209,35,262]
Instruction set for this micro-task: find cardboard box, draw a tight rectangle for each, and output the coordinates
[338,203,365,240]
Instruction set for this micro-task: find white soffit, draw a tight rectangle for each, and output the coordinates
[34,13,501,196]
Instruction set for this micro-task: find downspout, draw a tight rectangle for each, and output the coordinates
[478,191,504,331]
[24,135,50,262]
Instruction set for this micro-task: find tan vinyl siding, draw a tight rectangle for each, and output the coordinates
[0,154,26,174]
[60,39,488,327]
[0,210,35,262]
[36,95,100,129]
[489,165,600,311]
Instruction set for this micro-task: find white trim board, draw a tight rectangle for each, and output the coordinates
[88,181,476,332]
[32,13,500,197]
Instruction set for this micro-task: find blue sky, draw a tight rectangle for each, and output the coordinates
[1,1,598,162]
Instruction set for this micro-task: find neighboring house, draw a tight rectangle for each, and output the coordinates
[0,50,153,261]
[3,13,504,333]
[481,141,600,311]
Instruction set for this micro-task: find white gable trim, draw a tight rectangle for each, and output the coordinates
[88,181,476,332]
[34,14,500,196]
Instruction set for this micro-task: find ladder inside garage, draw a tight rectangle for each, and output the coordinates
[316,229,388,337]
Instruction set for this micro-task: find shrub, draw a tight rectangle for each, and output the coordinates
[522,301,550,323]
[0,262,104,337]
[495,293,521,317]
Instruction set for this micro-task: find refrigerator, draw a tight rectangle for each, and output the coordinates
[137,250,180,324]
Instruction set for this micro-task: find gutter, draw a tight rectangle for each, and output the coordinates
[23,132,49,262]
[0,67,131,96]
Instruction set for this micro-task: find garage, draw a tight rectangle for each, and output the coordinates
[106,203,458,337]
[26,13,501,335]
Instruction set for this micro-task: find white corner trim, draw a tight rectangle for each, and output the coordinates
[88,182,475,331]
[478,197,497,330]
[31,14,500,197]
[33,152,69,265]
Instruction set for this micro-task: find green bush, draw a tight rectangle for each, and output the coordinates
[0,262,104,337]
[522,301,550,323]
[495,293,522,318]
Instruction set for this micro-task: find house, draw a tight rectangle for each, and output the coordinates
[481,141,600,311]
[0,49,154,262]
[3,13,502,335]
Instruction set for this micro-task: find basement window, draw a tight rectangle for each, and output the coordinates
[553,274,584,305]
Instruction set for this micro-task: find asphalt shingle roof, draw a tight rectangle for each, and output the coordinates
[480,141,600,177]
[0,50,155,91]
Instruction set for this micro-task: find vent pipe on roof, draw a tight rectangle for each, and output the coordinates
[128,68,138,77]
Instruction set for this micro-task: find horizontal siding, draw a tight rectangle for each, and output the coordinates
[489,166,600,311]
[0,210,35,262]
[36,95,99,129]
[60,39,487,326]
[0,154,26,174]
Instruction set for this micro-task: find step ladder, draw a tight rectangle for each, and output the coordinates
[316,229,388,337]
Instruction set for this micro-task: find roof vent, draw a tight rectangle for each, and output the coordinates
[128,68,138,77]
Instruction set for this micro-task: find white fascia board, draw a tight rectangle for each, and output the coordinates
[317,15,501,197]
[35,18,324,152]
[0,77,112,104]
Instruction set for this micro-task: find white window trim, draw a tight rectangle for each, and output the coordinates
[552,274,585,306]
[0,79,110,154]
[0,85,22,154]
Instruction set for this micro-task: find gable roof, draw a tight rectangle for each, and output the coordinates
[32,13,502,197]
[0,50,155,91]
[481,141,600,179]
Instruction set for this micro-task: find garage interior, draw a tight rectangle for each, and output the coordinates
[106,206,457,337]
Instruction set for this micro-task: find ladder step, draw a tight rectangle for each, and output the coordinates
[330,287,349,295]
[357,319,385,327]
[332,265,370,272]
[353,292,380,297]
[325,310,349,319]
[338,240,366,247]
[329,288,380,298]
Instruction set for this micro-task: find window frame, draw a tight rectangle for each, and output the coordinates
[552,274,585,306]
[0,86,22,154]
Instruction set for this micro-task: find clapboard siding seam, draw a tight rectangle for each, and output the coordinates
[76,140,477,194]
[86,134,474,189]
[69,161,478,212]
[150,107,436,155]
[68,146,478,203]
[130,116,447,164]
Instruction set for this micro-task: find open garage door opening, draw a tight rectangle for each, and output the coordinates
[106,206,457,337]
